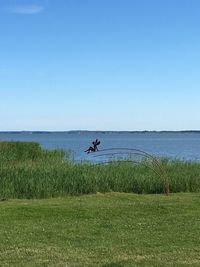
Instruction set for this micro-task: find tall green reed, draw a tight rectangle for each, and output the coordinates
[0,141,200,199]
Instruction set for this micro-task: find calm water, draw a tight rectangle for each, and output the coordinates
[1,131,200,161]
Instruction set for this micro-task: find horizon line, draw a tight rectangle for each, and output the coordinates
[0,130,200,133]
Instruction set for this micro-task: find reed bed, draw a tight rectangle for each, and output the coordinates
[0,141,200,199]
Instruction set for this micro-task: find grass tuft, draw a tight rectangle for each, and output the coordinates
[0,141,200,199]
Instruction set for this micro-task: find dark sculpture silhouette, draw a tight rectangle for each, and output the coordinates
[85,139,101,153]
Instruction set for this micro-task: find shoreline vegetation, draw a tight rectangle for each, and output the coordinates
[0,141,200,199]
[1,142,200,266]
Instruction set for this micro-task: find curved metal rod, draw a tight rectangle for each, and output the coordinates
[95,160,164,182]
[94,148,164,172]
[91,148,169,195]
[94,151,166,177]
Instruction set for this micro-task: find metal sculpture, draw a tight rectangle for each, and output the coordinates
[85,142,169,196]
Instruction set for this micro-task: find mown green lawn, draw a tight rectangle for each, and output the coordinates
[0,193,200,267]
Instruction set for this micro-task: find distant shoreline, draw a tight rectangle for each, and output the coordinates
[0,130,200,134]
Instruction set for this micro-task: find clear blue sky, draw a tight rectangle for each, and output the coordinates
[0,0,200,131]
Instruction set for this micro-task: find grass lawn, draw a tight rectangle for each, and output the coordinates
[0,193,200,267]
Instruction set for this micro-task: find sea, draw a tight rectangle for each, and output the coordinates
[0,131,200,162]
